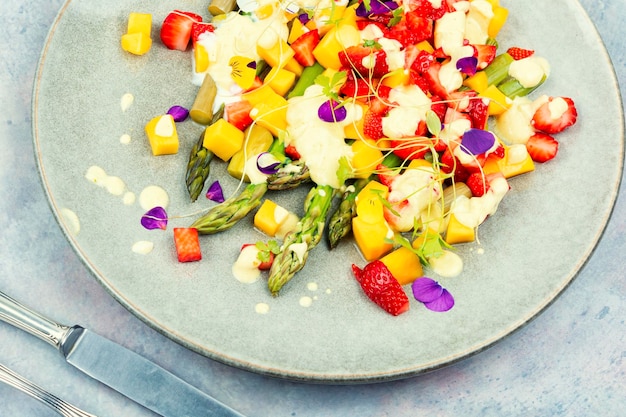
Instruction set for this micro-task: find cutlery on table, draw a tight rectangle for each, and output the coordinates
[0,291,246,417]
[0,363,97,417]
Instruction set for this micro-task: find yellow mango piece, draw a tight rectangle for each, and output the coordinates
[356,180,389,206]
[351,139,383,179]
[498,144,535,178]
[254,199,291,237]
[480,84,511,115]
[313,24,360,69]
[463,71,489,93]
[242,84,279,107]
[407,158,433,170]
[145,115,178,155]
[202,119,245,161]
[257,39,302,76]
[488,6,509,38]
[313,4,347,36]
[255,3,275,19]
[381,68,410,88]
[127,12,152,36]
[380,247,424,285]
[352,216,394,261]
[121,32,152,56]
[445,213,475,244]
[194,44,210,73]
[249,96,289,136]
[416,40,435,53]
[264,66,297,96]
[288,17,307,44]
[344,101,366,140]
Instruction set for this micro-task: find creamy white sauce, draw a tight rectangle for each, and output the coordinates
[451,175,509,228]
[120,93,134,112]
[494,96,538,144]
[232,245,262,283]
[138,185,169,210]
[508,56,551,88]
[548,97,569,119]
[434,10,466,56]
[132,240,154,255]
[255,302,270,314]
[299,296,313,307]
[307,282,318,291]
[386,167,441,232]
[60,208,80,236]
[288,242,308,263]
[429,250,463,277]
[465,0,493,45]
[383,84,432,137]
[285,84,358,188]
[85,165,128,197]
[119,133,131,144]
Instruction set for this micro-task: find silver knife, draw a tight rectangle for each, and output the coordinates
[0,291,245,417]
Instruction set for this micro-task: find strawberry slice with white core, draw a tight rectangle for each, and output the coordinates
[532,96,578,134]
[160,10,202,51]
[526,132,559,162]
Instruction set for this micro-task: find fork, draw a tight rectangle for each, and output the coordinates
[0,363,97,417]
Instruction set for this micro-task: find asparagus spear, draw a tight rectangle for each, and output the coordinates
[267,184,336,296]
[185,106,224,202]
[327,178,368,249]
[266,161,310,191]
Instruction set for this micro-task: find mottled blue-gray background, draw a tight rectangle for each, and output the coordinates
[1,1,624,416]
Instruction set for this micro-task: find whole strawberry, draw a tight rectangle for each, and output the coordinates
[351,261,410,316]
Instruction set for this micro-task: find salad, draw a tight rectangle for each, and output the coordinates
[124,0,578,316]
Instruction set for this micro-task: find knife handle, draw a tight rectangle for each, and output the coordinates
[0,291,81,353]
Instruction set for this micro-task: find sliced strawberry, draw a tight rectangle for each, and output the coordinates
[467,96,490,129]
[526,132,559,162]
[352,261,410,316]
[368,85,392,115]
[465,172,490,197]
[423,60,449,99]
[291,29,320,67]
[506,47,534,60]
[405,47,432,74]
[406,69,431,94]
[339,71,372,99]
[387,17,432,49]
[531,97,578,134]
[173,228,202,262]
[224,100,253,131]
[363,111,385,140]
[160,10,203,51]
[473,44,497,69]
[376,163,396,187]
[406,0,446,19]
[338,44,389,79]
[440,148,470,183]
[191,21,214,45]
[285,144,301,160]
[430,95,448,123]
[391,135,439,161]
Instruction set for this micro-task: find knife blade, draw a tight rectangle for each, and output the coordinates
[0,291,245,417]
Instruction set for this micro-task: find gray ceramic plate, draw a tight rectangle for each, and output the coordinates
[33,0,623,382]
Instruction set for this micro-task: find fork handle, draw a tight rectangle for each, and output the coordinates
[0,291,73,351]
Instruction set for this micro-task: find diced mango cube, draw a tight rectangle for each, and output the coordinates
[257,39,302,75]
[480,84,511,115]
[194,44,210,73]
[249,96,289,136]
[202,119,245,161]
[254,199,291,237]
[463,71,489,93]
[352,216,394,261]
[288,18,307,44]
[356,180,389,206]
[313,24,360,69]
[488,6,509,38]
[264,66,297,97]
[127,12,152,36]
[381,68,410,88]
[351,139,383,179]
[380,247,424,285]
[121,32,152,56]
[145,115,178,155]
[416,40,434,53]
[445,213,475,244]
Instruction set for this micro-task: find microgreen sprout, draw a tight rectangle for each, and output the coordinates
[255,240,280,263]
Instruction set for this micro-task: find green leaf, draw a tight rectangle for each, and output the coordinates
[336,156,352,185]
[426,110,442,137]
[388,7,403,27]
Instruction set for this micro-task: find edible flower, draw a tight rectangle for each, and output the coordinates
[141,206,168,230]
[256,152,281,175]
[166,105,189,122]
[456,56,478,76]
[206,181,225,203]
[318,99,347,123]
[356,0,398,17]
[229,56,257,90]
[411,277,455,312]
[460,128,496,155]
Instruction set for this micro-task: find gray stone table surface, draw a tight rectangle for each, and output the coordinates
[1,0,624,416]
